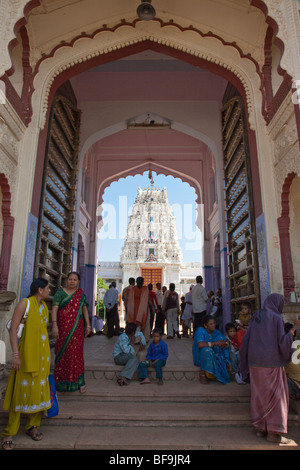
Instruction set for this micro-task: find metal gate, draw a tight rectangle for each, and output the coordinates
[222,96,260,317]
[34,92,81,295]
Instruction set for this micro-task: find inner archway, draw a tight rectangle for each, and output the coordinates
[79,117,219,320]
[98,171,203,266]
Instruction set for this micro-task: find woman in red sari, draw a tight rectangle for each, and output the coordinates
[51,272,91,393]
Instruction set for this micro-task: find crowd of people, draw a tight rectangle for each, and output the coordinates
[1,273,300,450]
[105,275,300,445]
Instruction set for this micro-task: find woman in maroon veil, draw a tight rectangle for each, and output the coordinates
[240,293,300,444]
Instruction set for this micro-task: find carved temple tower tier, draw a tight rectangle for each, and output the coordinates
[120,186,183,289]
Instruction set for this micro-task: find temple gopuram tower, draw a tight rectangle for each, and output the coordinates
[120,183,182,289]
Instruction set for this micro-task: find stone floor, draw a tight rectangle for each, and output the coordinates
[69,331,195,368]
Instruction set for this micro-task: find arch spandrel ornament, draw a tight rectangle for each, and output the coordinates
[1,1,294,75]
[0,0,41,76]
[1,0,296,139]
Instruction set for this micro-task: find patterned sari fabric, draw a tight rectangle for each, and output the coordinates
[53,288,88,392]
[192,327,231,384]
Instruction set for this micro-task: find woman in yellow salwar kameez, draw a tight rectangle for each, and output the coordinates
[1,279,51,450]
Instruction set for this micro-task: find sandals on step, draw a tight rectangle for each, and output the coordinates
[26,426,43,441]
[267,432,292,444]
[199,372,209,384]
[1,439,15,451]
[117,377,128,386]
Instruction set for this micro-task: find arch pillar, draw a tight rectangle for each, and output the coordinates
[0,174,14,291]
[278,172,296,301]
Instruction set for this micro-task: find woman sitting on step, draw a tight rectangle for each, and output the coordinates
[192,315,233,384]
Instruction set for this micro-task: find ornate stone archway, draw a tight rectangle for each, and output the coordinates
[1,0,299,307]
[27,23,265,321]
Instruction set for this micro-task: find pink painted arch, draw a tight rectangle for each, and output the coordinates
[3,1,292,131]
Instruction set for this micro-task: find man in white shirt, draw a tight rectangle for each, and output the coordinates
[191,276,208,331]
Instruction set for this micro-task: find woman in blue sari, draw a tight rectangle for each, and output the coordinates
[193,315,232,384]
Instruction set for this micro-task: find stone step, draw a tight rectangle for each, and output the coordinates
[35,401,255,427]
[83,363,203,382]
[55,378,252,403]
[1,385,298,428]
[0,401,255,428]
[1,423,299,451]
[0,378,299,450]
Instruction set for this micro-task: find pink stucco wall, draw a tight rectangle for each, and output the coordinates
[71,70,227,102]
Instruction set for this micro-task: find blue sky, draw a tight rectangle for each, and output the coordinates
[97,172,202,263]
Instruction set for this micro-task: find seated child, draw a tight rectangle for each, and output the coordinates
[233,301,252,348]
[138,328,168,385]
[237,301,252,327]
[225,322,245,384]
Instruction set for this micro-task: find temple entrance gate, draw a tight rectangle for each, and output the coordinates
[2,1,299,351]
[31,41,265,323]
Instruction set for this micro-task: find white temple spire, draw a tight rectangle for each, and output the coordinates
[121,186,182,265]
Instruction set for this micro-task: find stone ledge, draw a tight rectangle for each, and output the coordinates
[84,364,202,381]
